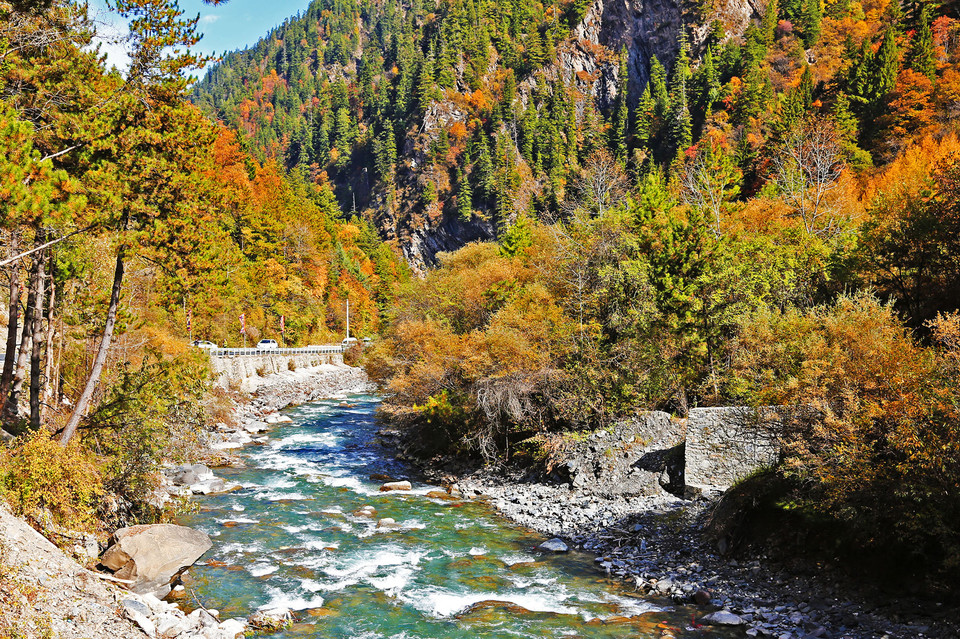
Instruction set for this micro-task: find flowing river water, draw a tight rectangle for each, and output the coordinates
[178,394,728,638]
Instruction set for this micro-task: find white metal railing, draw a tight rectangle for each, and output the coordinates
[209,345,344,358]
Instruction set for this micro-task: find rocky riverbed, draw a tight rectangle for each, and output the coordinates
[430,470,958,639]
[151,362,372,504]
[374,411,958,639]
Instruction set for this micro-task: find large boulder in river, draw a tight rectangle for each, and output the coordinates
[101,524,212,598]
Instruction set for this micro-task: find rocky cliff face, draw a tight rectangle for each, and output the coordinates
[543,0,759,108]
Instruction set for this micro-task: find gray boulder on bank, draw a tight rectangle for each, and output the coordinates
[701,609,744,625]
[537,538,569,552]
[101,524,212,598]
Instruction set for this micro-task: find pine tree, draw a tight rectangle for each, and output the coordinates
[694,46,721,115]
[502,69,517,110]
[333,107,355,168]
[417,56,439,111]
[635,82,655,149]
[499,213,533,256]
[874,28,900,104]
[797,64,814,110]
[374,120,397,181]
[910,2,936,81]
[832,91,859,142]
[650,55,670,123]
[520,102,537,165]
[457,168,473,220]
[473,134,495,199]
[736,64,771,124]
[800,0,822,47]
[611,48,630,163]
[762,0,779,46]
[437,37,457,89]
[668,35,693,158]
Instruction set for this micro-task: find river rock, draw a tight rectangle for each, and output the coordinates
[426,490,458,501]
[156,611,191,638]
[122,599,157,636]
[353,505,377,518]
[379,480,412,492]
[377,518,401,530]
[248,608,293,631]
[102,524,213,598]
[244,421,269,433]
[188,608,219,629]
[701,610,744,625]
[218,618,248,638]
[191,478,226,494]
[694,589,712,606]
[537,538,569,553]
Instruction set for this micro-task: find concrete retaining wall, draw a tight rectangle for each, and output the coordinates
[684,406,782,491]
[209,352,344,389]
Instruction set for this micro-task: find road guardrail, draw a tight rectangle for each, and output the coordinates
[209,345,344,357]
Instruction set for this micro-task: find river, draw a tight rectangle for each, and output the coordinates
[178,393,725,638]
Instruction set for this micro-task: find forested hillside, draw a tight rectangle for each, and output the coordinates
[190,0,701,265]
[0,0,405,530]
[192,0,960,269]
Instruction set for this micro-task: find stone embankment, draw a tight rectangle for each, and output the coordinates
[208,350,345,392]
[427,409,956,639]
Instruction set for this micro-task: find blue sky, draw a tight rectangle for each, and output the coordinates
[90,0,312,75]
[180,0,313,57]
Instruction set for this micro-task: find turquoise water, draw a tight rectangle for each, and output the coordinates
[178,394,719,638]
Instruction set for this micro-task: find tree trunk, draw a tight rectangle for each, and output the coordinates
[29,251,45,430]
[0,233,21,401]
[4,253,41,423]
[60,249,124,446]
[41,265,56,420]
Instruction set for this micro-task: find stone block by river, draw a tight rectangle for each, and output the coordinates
[554,411,686,497]
[684,407,782,491]
[552,406,783,497]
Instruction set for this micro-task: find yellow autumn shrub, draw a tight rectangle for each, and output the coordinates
[0,430,103,533]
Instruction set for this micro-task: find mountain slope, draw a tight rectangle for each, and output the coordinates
[192,0,759,267]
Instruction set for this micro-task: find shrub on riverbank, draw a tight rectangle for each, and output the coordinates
[722,296,960,585]
[0,345,212,534]
[0,430,103,534]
